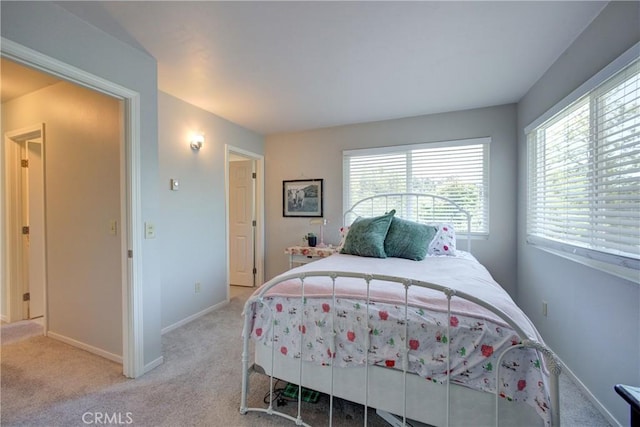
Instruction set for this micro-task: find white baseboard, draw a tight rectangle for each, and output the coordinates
[144,356,164,373]
[161,299,229,335]
[46,331,122,364]
[558,356,621,427]
[0,314,8,323]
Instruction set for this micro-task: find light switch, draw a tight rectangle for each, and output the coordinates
[145,222,156,239]
[170,179,180,191]
[109,219,118,236]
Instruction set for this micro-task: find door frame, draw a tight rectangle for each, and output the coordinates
[1,38,144,378]
[225,145,264,297]
[4,124,46,324]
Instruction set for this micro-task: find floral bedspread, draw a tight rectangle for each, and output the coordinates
[248,254,552,425]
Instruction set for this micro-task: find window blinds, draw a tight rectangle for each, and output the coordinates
[527,57,639,267]
[344,138,490,234]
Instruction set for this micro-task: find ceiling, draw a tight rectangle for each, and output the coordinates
[0,58,61,103]
[8,2,607,135]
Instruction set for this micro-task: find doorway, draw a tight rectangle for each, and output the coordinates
[4,125,46,324]
[2,75,124,362]
[1,40,143,377]
[226,146,264,295]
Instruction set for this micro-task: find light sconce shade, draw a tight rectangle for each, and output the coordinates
[190,133,204,151]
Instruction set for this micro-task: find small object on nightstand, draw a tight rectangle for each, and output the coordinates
[615,384,640,427]
[309,218,328,247]
[305,233,317,247]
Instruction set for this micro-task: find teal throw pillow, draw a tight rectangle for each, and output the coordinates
[340,210,396,258]
[384,217,437,261]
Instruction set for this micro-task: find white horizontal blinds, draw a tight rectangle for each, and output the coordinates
[527,100,591,244]
[411,144,488,232]
[527,58,640,264]
[348,152,407,209]
[344,138,489,234]
[593,60,640,255]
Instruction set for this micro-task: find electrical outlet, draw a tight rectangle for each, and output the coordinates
[195,282,201,293]
[542,301,548,317]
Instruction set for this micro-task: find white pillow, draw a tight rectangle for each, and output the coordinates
[427,224,456,256]
[336,226,350,251]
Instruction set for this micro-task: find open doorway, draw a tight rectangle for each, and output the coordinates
[4,124,46,325]
[1,41,143,377]
[2,59,124,361]
[225,146,264,296]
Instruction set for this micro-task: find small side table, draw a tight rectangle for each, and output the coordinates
[285,246,337,269]
[615,384,640,427]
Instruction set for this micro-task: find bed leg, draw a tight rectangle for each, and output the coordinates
[240,351,249,414]
[515,340,562,426]
[550,368,560,426]
[541,346,562,427]
[240,304,252,415]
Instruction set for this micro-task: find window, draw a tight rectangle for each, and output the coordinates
[343,137,490,234]
[526,53,639,270]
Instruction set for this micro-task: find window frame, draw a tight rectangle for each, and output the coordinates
[525,42,640,273]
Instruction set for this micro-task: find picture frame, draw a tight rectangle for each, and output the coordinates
[283,179,324,217]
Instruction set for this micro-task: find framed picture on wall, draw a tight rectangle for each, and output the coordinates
[283,179,323,217]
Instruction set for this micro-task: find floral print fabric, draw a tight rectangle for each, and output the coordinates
[250,295,551,425]
[285,246,337,258]
[428,224,457,256]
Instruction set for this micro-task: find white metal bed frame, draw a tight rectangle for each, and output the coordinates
[240,194,561,426]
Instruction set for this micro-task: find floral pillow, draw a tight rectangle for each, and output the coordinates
[428,224,456,256]
[336,226,350,251]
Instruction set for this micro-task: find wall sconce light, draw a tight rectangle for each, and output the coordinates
[190,133,204,151]
[309,218,328,247]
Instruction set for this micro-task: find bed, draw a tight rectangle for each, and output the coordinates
[240,193,560,426]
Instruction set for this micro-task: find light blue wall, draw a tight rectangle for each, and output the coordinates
[1,1,162,368]
[517,2,640,425]
[158,92,263,329]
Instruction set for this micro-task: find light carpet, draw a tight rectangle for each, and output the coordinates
[1,320,44,345]
[1,286,611,426]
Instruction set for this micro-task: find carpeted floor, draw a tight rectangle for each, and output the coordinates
[1,286,612,426]
[1,320,44,345]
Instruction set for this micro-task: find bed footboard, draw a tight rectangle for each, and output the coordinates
[251,343,545,426]
[240,271,561,426]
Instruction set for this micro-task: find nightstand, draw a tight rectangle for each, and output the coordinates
[615,384,640,427]
[285,246,338,268]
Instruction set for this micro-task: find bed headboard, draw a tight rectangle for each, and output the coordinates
[343,193,471,252]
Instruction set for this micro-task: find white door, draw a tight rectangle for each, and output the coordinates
[19,139,46,320]
[229,160,255,287]
[26,139,46,319]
